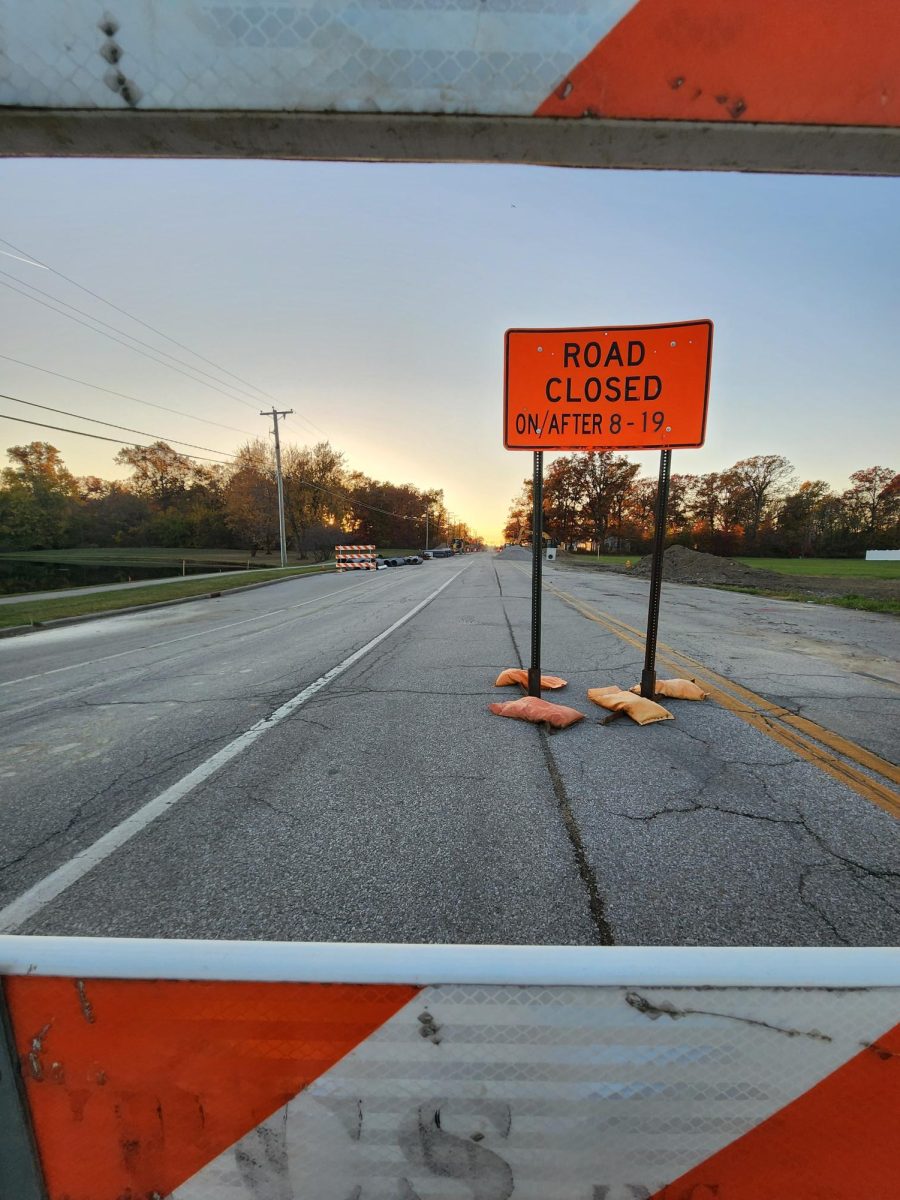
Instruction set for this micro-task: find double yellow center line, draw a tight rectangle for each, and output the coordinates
[537,574,900,818]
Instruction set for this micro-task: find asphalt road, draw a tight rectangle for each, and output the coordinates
[1,552,897,946]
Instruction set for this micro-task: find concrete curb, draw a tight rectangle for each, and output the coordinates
[0,568,333,638]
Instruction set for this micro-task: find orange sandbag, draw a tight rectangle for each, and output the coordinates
[489,696,585,729]
[494,668,567,689]
[630,678,708,701]
[587,686,674,725]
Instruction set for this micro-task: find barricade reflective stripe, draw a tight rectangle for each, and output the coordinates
[1,940,898,1200]
[2,2,897,130]
[537,0,900,128]
[335,545,376,573]
[2,3,899,173]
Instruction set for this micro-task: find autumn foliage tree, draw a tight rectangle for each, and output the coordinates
[503,451,899,558]
[0,442,78,548]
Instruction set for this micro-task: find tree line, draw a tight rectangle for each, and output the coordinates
[0,439,476,556]
[504,452,899,557]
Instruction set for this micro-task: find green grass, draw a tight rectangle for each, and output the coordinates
[0,564,330,630]
[734,557,900,579]
[558,552,637,567]
[0,547,305,568]
[711,586,900,616]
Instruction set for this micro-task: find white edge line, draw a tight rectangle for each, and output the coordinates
[0,564,468,933]
[0,938,897,988]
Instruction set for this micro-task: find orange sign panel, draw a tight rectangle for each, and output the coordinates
[504,320,713,451]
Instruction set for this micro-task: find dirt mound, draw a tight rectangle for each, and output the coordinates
[631,545,788,588]
[495,545,532,561]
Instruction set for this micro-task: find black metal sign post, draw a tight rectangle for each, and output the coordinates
[640,448,673,702]
[528,450,544,697]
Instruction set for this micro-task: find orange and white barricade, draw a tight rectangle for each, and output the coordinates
[1,939,898,1200]
[335,545,376,572]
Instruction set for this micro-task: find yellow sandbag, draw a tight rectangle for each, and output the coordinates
[630,678,708,701]
[494,668,567,690]
[587,686,674,725]
[489,696,585,729]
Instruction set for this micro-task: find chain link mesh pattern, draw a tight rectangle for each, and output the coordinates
[173,982,900,1199]
[0,1,636,113]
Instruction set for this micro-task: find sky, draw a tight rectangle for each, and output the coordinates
[1,158,898,545]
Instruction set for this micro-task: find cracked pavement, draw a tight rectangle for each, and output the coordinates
[0,552,897,945]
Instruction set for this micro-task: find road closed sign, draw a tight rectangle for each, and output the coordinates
[504,320,713,451]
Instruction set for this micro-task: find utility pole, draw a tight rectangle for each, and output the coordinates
[261,407,293,568]
[424,507,429,551]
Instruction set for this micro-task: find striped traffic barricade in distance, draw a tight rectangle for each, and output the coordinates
[335,545,377,572]
[1,939,898,1200]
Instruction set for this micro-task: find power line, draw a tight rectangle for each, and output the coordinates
[0,393,236,458]
[279,409,329,440]
[0,234,328,436]
[0,275,264,412]
[0,265,271,410]
[0,233,278,402]
[0,412,232,464]
[287,475,419,523]
[0,248,47,268]
[0,266,269,409]
[0,353,255,437]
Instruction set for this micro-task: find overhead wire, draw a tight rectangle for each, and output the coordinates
[0,266,266,409]
[0,393,236,458]
[0,413,231,464]
[0,275,264,412]
[0,234,328,436]
[0,248,47,268]
[0,353,255,437]
[286,475,420,523]
[278,408,328,440]
[0,234,281,403]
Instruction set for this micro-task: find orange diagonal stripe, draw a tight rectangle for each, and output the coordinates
[6,976,419,1200]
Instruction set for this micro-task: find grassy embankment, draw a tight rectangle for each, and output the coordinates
[559,552,899,615]
[733,559,900,613]
[0,546,418,567]
[0,563,330,630]
[733,557,900,579]
[712,587,899,615]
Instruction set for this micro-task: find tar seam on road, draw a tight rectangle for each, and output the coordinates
[534,572,900,819]
[493,562,615,946]
[0,564,470,933]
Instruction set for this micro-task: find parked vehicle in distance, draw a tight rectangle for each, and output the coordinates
[431,548,454,558]
[421,550,433,560]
